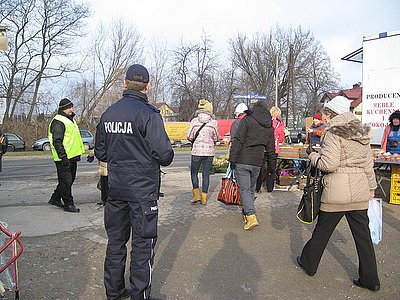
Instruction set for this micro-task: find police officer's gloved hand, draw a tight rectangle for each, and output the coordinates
[230,162,236,170]
[61,157,70,169]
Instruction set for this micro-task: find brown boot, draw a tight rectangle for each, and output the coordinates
[244,214,259,230]
[201,192,208,205]
[191,188,201,203]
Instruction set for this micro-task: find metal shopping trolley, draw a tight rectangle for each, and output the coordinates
[0,222,23,300]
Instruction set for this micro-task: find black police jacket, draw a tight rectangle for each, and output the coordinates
[95,89,174,201]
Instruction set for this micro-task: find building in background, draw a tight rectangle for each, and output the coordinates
[154,102,179,122]
[320,84,363,119]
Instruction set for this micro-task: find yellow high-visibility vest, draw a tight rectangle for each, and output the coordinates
[48,114,85,161]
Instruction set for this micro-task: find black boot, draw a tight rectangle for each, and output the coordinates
[48,198,65,208]
[353,279,380,291]
[63,205,80,213]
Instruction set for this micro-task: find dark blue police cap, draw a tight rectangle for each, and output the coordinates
[125,64,149,83]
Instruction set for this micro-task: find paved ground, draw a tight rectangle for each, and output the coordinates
[1,162,400,299]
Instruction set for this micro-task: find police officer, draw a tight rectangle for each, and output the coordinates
[95,64,174,300]
[48,98,85,213]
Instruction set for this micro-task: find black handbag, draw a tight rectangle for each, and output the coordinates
[296,158,323,224]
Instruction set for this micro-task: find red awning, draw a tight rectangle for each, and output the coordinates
[217,119,235,137]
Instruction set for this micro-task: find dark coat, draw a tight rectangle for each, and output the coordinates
[0,131,8,155]
[229,104,275,167]
[95,89,174,202]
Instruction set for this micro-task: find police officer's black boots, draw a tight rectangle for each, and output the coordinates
[48,197,65,208]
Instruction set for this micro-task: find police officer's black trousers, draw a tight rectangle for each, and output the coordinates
[104,199,157,300]
[51,161,77,206]
[300,210,380,288]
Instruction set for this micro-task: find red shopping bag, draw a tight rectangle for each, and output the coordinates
[217,173,241,205]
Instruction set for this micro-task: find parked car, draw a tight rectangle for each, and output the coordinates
[286,129,306,144]
[4,133,26,152]
[32,130,94,151]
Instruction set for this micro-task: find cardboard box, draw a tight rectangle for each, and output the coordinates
[279,175,297,186]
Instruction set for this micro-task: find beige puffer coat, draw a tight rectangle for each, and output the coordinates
[309,112,376,212]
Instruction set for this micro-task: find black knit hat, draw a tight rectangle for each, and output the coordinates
[59,98,73,110]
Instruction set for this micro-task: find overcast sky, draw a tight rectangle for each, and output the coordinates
[87,0,399,89]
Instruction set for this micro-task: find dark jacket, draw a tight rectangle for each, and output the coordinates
[230,114,246,140]
[229,105,275,167]
[95,89,174,202]
[49,111,81,162]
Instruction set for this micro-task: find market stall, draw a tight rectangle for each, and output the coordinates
[372,149,400,204]
[275,145,314,190]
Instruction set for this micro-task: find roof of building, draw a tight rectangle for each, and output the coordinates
[340,87,362,100]
[153,102,179,113]
[320,92,339,102]
[321,86,362,109]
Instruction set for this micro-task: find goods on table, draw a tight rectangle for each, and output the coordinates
[372,149,400,162]
[211,154,229,173]
[279,145,320,159]
[213,154,229,166]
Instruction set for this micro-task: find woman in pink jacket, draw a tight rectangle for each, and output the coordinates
[187,99,219,205]
[257,106,285,192]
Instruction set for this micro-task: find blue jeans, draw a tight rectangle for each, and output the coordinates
[191,155,214,193]
[235,163,261,215]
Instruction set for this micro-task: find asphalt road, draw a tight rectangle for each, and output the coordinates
[0,150,228,181]
[0,150,229,207]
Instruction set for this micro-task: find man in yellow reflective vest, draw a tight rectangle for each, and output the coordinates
[48,98,85,213]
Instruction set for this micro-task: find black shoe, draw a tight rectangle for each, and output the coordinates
[296,256,315,276]
[48,199,65,208]
[63,205,80,213]
[96,201,105,206]
[353,279,380,291]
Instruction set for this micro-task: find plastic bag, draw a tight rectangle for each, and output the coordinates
[367,198,382,244]
[0,223,15,293]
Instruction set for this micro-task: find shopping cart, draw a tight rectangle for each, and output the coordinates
[0,222,23,300]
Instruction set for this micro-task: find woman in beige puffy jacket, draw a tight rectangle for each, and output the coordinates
[297,96,380,292]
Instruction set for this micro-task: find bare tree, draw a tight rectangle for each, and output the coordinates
[78,19,143,122]
[229,26,340,127]
[169,33,219,121]
[0,0,90,123]
[146,39,169,104]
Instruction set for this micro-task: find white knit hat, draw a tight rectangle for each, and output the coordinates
[324,96,350,115]
[234,103,248,114]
